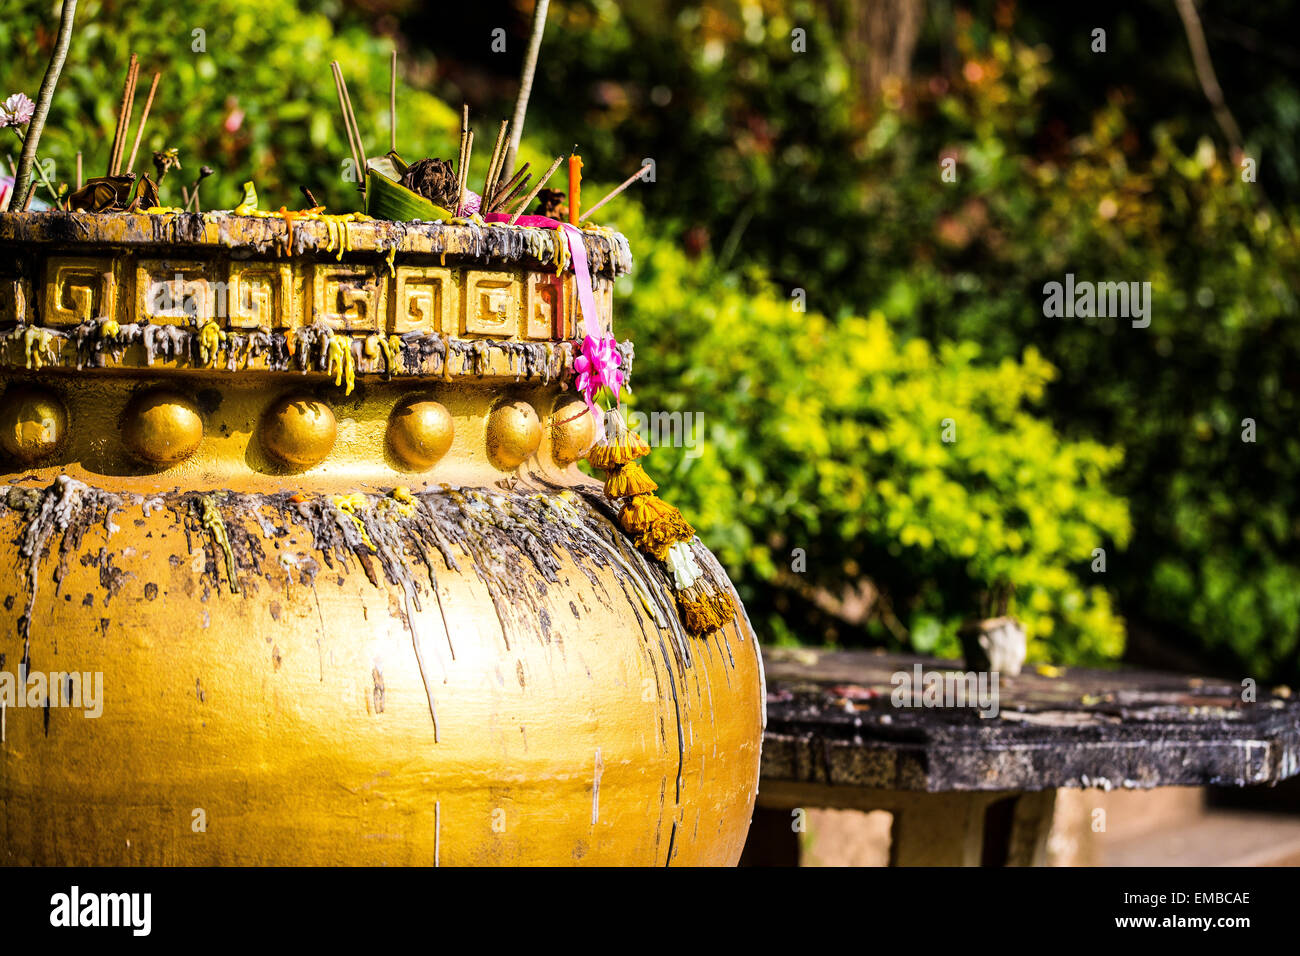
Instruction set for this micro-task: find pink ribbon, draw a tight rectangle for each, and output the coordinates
[483,214,616,440]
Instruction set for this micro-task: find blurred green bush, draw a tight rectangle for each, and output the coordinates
[609,202,1130,663]
[506,1,1300,678]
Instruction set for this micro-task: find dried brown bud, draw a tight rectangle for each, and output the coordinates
[402,158,459,209]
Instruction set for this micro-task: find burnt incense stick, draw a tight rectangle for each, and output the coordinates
[483,119,509,208]
[338,68,367,182]
[488,160,529,212]
[75,151,82,190]
[124,71,160,175]
[508,154,565,224]
[331,62,364,188]
[490,172,530,214]
[578,163,653,222]
[109,54,139,176]
[456,130,474,215]
[454,104,470,214]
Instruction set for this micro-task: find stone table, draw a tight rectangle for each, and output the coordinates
[744,647,1300,866]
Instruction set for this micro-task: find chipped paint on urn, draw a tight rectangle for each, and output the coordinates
[0,211,763,866]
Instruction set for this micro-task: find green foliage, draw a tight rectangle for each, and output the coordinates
[844,35,1300,677]
[3,0,460,211]
[608,203,1130,664]
[516,2,1300,677]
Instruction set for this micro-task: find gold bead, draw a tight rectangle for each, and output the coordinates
[387,398,454,471]
[0,386,67,464]
[121,389,204,466]
[260,395,337,469]
[486,399,541,470]
[549,396,596,465]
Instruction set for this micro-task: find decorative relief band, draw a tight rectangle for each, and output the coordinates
[4,254,615,343]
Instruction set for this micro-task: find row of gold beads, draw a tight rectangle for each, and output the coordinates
[0,385,595,472]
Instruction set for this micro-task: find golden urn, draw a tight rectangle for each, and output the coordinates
[0,210,764,865]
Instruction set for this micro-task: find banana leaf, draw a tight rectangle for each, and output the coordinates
[365,168,452,223]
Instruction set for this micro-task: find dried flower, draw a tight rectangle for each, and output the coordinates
[603,461,658,499]
[0,93,35,129]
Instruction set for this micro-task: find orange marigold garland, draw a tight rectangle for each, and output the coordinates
[589,418,733,636]
[603,460,658,499]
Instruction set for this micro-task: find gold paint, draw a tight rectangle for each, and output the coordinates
[486,399,542,470]
[0,214,760,867]
[387,398,454,471]
[120,389,204,466]
[259,394,337,469]
[0,385,67,463]
[549,395,596,465]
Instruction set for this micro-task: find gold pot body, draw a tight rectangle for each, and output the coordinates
[0,213,763,865]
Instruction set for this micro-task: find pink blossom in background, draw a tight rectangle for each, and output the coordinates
[0,93,35,129]
[224,108,244,133]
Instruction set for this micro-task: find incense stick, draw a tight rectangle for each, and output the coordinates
[488,161,530,212]
[338,68,367,180]
[117,57,140,175]
[109,54,138,176]
[489,171,530,214]
[508,155,565,224]
[108,58,131,176]
[503,0,549,181]
[578,163,652,222]
[331,62,364,187]
[460,105,475,215]
[482,119,509,208]
[330,65,359,179]
[75,151,82,189]
[456,130,474,215]
[124,72,161,175]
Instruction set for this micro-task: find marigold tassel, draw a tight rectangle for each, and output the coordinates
[618,493,676,534]
[676,587,736,635]
[587,430,650,470]
[604,460,658,499]
[638,510,695,555]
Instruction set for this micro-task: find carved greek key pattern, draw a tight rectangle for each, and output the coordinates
[392,266,454,335]
[312,264,387,332]
[16,254,596,341]
[229,262,295,330]
[135,260,215,326]
[45,257,118,326]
